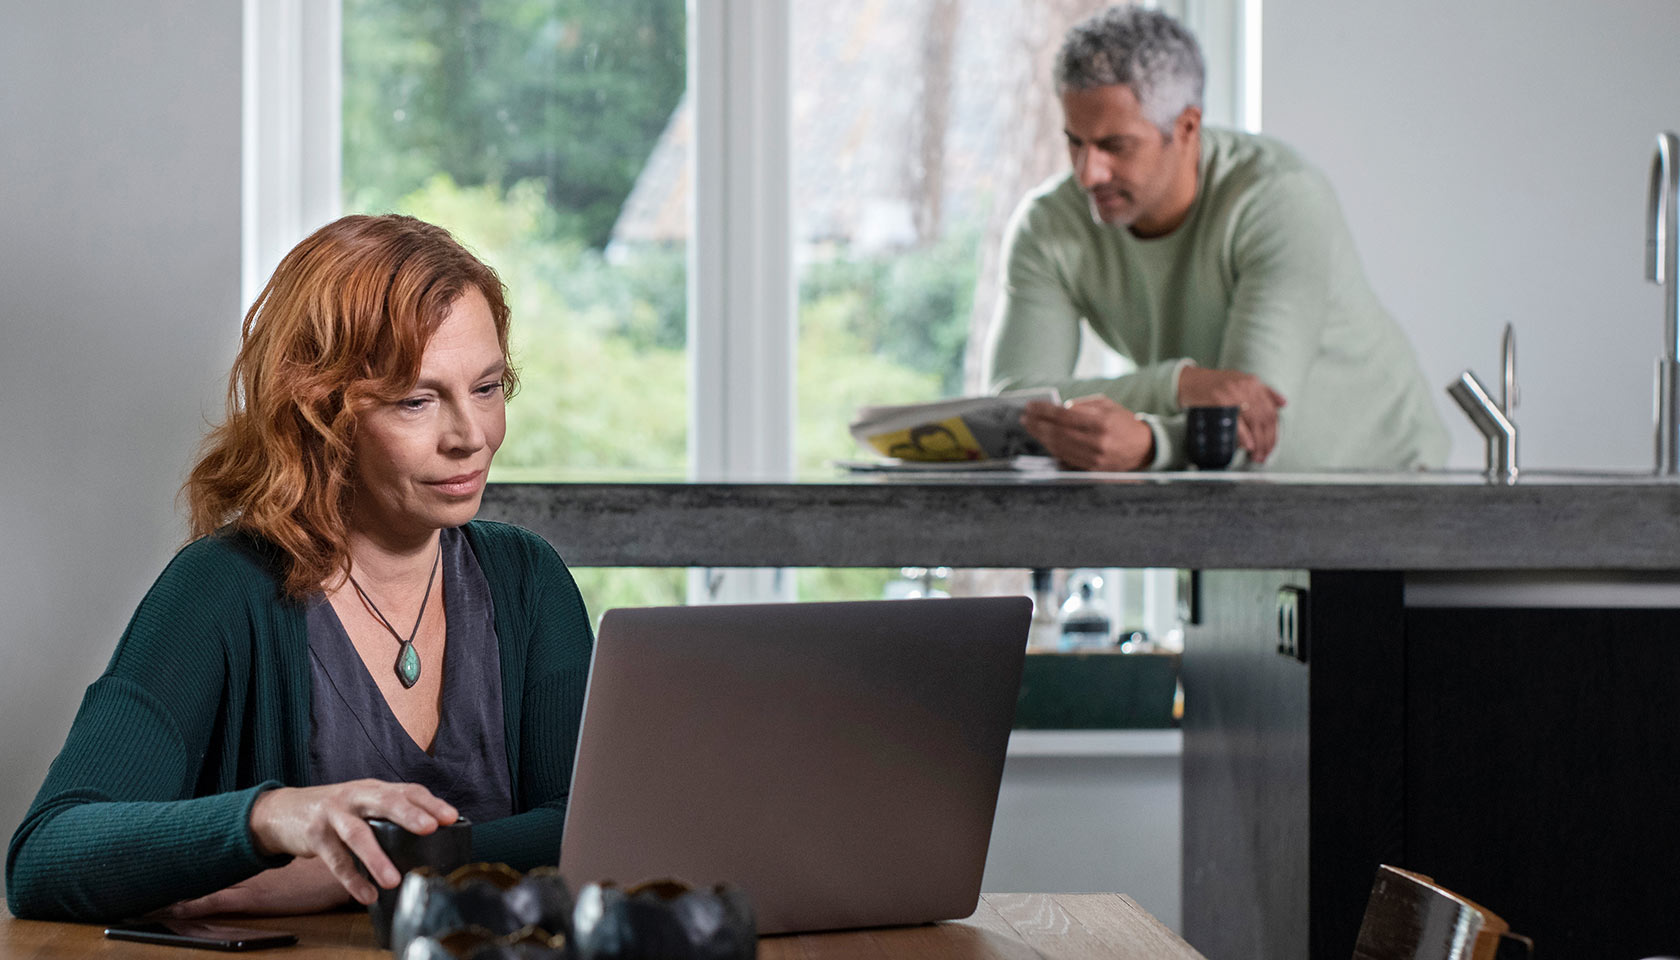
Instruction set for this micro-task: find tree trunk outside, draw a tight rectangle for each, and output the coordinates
[913,0,962,245]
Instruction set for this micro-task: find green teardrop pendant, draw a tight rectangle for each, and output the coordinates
[395,642,422,689]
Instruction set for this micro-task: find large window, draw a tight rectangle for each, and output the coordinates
[342,0,688,484]
[336,0,690,609]
[247,0,1252,612]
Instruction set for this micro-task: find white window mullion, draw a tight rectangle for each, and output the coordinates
[1241,0,1262,132]
[1180,0,1252,132]
[242,0,341,310]
[689,0,794,602]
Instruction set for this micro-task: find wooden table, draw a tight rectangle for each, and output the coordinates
[0,894,1203,959]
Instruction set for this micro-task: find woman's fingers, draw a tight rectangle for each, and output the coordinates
[165,857,355,919]
[318,830,383,904]
[345,778,454,829]
[238,780,466,909]
[366,788,442,836]
[391,782,458,829]
[165,889,230,919]
[250,779,460,903]
[330,807,400,892]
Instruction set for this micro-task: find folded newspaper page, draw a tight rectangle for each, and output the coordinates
[848,388,1061,462]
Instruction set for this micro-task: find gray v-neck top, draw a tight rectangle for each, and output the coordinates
[306,527,514,824]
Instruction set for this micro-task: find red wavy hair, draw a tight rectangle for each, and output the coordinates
[185,215,519,598]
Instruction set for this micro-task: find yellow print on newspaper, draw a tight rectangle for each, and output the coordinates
[869,418,986,461]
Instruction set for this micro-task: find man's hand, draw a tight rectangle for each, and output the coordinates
[248,779,458,906]
[1021,395,1155,471]
[1177,366,1288,463]
[163,857,350,919]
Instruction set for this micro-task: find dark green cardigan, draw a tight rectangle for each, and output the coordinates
[5,520,593,922]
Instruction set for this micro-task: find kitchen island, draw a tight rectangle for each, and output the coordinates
[479,473,1680,960]
[480,470,1680,570]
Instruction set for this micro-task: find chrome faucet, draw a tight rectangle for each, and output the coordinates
[1647,132,1680,475]
[1447,323,1518,484]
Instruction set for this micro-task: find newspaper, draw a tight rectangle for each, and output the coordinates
[847,388,1061,462]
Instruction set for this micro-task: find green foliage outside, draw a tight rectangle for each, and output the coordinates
[343,0,686,249]
[341,0,983,609]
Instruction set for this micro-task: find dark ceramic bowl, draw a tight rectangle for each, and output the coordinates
[571,879,755,960]
[399,927,570,960]
[361,817,474,948]
[390,863,574,960]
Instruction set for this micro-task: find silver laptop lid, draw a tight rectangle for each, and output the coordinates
[558,596,1030,935]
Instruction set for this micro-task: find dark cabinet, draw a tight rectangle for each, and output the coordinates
[1404,606,1680,959]
[1183,572,1680,960]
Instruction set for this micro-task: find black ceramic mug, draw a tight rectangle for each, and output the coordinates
[1185,406,1239,470]
[361,816,474,948]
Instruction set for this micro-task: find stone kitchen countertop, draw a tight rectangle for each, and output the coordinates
[476,470,1680,570]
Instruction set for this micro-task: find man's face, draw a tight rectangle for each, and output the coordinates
[1060,84,1193,230]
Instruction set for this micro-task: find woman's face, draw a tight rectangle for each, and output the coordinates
[350,287,508,542]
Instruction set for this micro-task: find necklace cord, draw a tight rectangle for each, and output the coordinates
[349,541,442,649]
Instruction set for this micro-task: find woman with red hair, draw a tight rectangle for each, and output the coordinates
[6,215,592,921]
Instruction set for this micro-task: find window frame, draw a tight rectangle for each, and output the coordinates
[242,0,341,309]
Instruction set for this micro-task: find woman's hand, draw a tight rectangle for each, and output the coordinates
[248,779,458,906]
[162,857,350,918]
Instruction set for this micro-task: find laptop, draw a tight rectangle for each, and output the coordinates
[557,595,1031,935]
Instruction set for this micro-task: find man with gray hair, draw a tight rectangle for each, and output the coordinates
[987,5,1446,471]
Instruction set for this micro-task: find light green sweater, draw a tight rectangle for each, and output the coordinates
[5,520,593,922]
[986,127,1448,471]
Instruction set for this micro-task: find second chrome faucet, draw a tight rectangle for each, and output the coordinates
[1447,323,1518,484]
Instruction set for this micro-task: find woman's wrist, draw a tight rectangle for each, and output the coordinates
[248,785,287,857]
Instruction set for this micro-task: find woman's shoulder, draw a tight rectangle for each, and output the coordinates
[463,519,554,559]
[164,528,289,595]
[461,520,571,583]
[461,522,588,647]
[105,530,291,672]
[462,518,548,550]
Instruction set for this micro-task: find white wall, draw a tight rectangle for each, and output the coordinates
[1263,0,1680,471]
[0,1,243,899]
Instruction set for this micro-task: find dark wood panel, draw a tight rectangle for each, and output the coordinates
[1307,571,1407,960]
[1181,570,1310,960]
[1405,607,1680,959]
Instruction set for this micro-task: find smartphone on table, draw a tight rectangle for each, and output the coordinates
[104,919,298,951]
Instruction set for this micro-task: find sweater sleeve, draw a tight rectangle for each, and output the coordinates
[1214,168,1343,463]
[6,541,291,921]
[468,526,593,870]
[985,195,1187,416]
